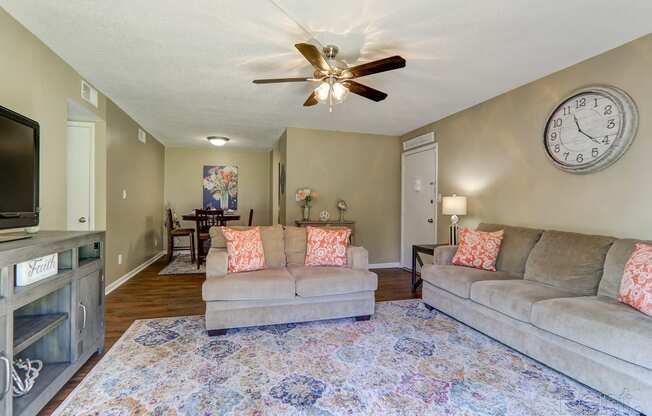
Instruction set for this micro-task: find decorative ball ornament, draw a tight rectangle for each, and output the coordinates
[319,210,330,221]
[543,85,638,174]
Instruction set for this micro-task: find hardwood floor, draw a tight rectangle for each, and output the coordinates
[40,261,418,415]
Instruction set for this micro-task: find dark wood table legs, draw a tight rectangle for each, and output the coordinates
[411,244,444,291]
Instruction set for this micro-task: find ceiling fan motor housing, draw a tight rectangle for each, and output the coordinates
[323,44,339,59]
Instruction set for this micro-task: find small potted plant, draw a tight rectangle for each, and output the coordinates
[296,188,318,220]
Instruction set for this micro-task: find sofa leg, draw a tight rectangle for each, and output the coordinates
[423,303,434,311]
[207,329,227,336]
[355,315,371,322]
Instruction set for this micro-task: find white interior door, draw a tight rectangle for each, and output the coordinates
[401,144,437,269]
[67,121,95,231]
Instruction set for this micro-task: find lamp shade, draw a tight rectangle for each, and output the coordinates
[442,194,467,216]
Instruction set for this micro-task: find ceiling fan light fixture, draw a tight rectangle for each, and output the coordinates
[207,136,229,146]
[314,82,331,102]
[332,82,349,102]
[314,81,349,104]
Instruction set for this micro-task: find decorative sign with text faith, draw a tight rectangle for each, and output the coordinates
[16,253,58,286]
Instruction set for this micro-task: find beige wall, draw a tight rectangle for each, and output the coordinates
[1,8,166,284]
[0,8,107,230]
[402,33,652,242]
[105,101,165,284]
[164,147,272,228]
[284,128,401,263]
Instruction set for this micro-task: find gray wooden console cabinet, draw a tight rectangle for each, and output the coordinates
[0,231,105,416]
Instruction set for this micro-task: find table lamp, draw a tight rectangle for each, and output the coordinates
[442,194,467,245]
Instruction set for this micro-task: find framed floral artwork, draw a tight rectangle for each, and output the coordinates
[202,165,238,210]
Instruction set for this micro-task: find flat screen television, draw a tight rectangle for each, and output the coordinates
[0,105,39,230]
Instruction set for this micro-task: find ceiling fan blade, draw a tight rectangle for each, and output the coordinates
[342,56,406,79]
[303,92,318,107]
[252,77,310,84]
[295,43,331,73]
[342,81,388,102]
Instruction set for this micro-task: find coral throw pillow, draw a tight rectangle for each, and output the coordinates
[452,228,504,271]
[304,226,351,267]
[618,243,652,317]
[221,227,266,273]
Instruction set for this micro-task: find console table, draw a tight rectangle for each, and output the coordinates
[294,220,356,244]
[0,231,105,416]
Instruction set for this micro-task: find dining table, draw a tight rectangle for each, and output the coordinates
[181,212,241,223]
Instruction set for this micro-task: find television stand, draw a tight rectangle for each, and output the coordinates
[0,234,32,243]
[0,231,105,416]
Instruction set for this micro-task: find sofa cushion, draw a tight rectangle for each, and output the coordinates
[618,243,652,317]
[305,226,351,267]
[288,266,377,297]
[524,231,615,296]
[451,228,504,271]
[202,268,295,301]
[599,239,652,299]
[477,223,544,276]
[221,227,266,273]
[210,225,286,268]
[470,280,578,322]
[284,226,307,266]
[420,264,516,299]
[531,296,652,370]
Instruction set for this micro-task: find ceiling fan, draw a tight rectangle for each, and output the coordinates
[253,43,406,112]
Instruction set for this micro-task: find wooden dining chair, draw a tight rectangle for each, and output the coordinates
[248,208,254,226]
[166,208,195,264]
[195,209,224,268]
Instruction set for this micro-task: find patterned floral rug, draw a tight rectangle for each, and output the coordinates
[53,300,639,415]
[158,254,205,275]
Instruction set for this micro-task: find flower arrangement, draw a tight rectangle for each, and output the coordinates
[295,188,318,207]
[296,188,318,220]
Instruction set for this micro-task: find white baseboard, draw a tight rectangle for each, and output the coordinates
[369,262,402,269]
[105,251,166,295]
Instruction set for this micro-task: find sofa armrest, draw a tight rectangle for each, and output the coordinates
[206,248,228,278]
[434,245,458,265]
[347,246,369,270]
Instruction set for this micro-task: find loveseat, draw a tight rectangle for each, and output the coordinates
[202,225,378,335]
[421,223,652,415]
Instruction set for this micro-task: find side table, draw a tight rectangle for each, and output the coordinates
[411,243,447,291]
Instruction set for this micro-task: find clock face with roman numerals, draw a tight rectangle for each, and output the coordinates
[544,86,638,174]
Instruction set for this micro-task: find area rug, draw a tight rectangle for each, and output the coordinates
[158,254,205,275]
[53,300,639,415]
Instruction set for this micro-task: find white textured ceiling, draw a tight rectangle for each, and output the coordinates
[2,1,652,148]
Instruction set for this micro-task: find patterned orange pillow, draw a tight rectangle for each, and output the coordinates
[304,226,351,267]
[618,243,652,317]
[452,228,504,271]
[221,227,266,273]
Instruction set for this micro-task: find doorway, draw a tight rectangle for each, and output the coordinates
[401,143,437,269]
[67,121,95,231]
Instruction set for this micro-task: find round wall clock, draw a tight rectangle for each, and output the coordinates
[543,85,638,174]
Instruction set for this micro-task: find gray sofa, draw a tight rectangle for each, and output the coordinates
[202,225,378,335]
[421,223,652,415]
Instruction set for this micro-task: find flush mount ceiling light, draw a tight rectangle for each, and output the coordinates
[207,136,229,146]
[253,43,405,112]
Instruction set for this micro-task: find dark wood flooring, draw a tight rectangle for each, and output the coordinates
[40,261,418,415]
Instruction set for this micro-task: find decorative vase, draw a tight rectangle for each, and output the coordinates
[303,205,311,221]
[219,192,229,210]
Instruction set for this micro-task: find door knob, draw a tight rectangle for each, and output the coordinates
[427,218,434,223]
[79,217,87,223]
